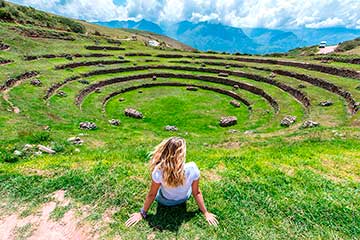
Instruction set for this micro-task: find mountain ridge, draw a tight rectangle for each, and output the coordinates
[93,19,360,54]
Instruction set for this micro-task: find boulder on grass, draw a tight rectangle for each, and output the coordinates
[124,108,143,119]
[38,145,56,154]
[79,122,97,130]
[78,79,90,85]
[186,86,198,91]
[152,75,157,81]
[298,84,306,89]
[233,84,239,90]
[57,91,67,97]
[119,98,125,102]
[280,116,296,127]
[165,125,178,131]
[95,88,102,93]
[219,116,237,127]
[230,100,241,108]
[30,79,42,86]
[218,72,229,77]
[67,137,84,145]
[301,120,319,129]
[319,100,333,107]
[109,119,121,126]
[269,72,276,78]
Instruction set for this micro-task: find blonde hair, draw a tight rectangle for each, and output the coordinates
[150,137,186,187]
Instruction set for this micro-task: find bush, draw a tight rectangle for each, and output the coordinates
[0,148,20,163]
[18,130,51,144]
[57,17,86,33]
[0,0,6,8]
[0,8,14,21]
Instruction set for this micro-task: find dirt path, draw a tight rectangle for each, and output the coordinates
[0,190,115,240]
[318,45,338,54]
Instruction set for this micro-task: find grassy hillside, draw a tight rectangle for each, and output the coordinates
[1,1,360,239]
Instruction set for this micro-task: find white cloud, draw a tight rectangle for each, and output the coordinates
[8,0,360,29]
[306,17,344,28]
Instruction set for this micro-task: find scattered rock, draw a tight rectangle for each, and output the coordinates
[298,84,306,89]
[228,129,239,134]
[67,137,84,145]
[43,126,50,131]
[218,72,229,77]
[78,80,90,85]
[38,145,56,154]
[57,91,67,97]
[74,148,81,153]
[233,84,239,90]
[79,122,97,130]
[95,88,102,93]
[152,75,157,81]
[219,116,237,127]
[23,144,34,152]
[230,100,241,108]
[118,55,124,59]
[201,63,206,68]
[269,72,276,78]
[319,100,333,107]
[34,151,42,156]
[165,125,178,131]
[244,130,255,135]
[30,79,42,86]
[109,119,121,126]
[225,65,231,69]
[355,102,360,112]
[119,98,125,102]
[280,116,297,127]
[13,150,22,156]
[65,54,73,60]
[186,86,198,91]
[138,90,143,93]
[124,108,143,119]
[301,120,320,129]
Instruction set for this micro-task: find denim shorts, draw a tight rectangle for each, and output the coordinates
[155,189,191,206]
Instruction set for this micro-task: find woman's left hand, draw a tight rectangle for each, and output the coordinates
[125,212,143,227]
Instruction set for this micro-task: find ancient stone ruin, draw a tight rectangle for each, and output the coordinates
[281,116,296,127]
[165,125,178,131]
[124,108,143,119]
[79,122,97,130]
[219,116,237,127]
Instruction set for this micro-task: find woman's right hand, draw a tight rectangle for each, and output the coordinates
[204,212,218,226]
[125,212,143,227]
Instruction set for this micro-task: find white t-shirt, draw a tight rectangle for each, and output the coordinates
[152,162,200,201]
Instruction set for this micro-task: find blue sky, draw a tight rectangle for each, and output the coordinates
[8,0,360,29]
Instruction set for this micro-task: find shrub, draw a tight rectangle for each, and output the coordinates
[0,0,6,8]
[0,8,14,21]
[57,17,86,33]
[18,130,51,144]
[0,148,20,163]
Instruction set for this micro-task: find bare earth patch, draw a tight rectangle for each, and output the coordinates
[0,190,118,240]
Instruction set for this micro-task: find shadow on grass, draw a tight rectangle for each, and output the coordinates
[146,202,199,232]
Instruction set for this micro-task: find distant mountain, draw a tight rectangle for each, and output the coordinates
[94,19,164,35]
[94,19,360,54]
[172,21,258,53]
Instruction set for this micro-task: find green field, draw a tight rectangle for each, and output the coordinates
[1,2,360,239]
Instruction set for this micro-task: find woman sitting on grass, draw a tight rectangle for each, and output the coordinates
[126,137,218,227]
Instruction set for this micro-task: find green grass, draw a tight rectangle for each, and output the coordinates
[1,13,360,239]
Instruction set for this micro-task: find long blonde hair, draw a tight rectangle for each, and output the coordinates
[150,137,186,187]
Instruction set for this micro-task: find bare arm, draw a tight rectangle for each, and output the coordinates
[143,180,161,212]
[192,178,218,226]
[125,180,160,227]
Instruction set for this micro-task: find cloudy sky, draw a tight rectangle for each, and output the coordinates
[8,0,360,29]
